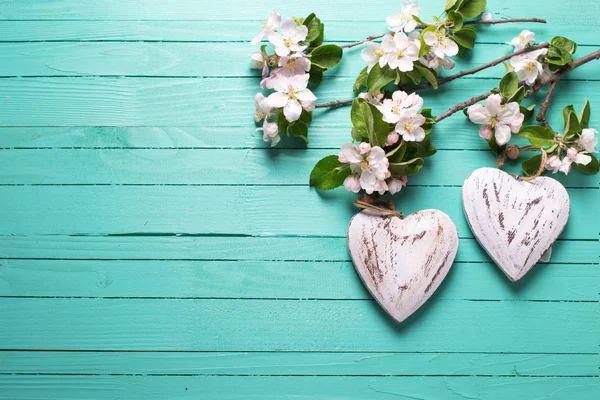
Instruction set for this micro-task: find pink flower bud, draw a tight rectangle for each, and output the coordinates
[343,175,361,193]
[385,132,400,146]
[506,144,520,160]
[479,125,493,140]
[567,147,578,159]
[358,142,371,155]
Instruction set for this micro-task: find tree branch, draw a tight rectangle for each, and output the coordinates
[536,79,560,128]
[314,99,354,108]
[435,90,496,123]
[411,42,549,90]
[339,18,546,49]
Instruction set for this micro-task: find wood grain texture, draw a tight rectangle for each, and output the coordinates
[0,0,598,398]
[348,210,459,322]
[463,168,571,281]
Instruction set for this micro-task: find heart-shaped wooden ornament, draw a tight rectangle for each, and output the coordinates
[348,209,459,323]
[462,167,570,282]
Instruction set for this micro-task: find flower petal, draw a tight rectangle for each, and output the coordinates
[283,99,302,122]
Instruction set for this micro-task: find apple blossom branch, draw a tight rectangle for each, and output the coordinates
[314,43,550,109]
[434,48,600,123]
[339,18,547,49]
[536,79,560,128]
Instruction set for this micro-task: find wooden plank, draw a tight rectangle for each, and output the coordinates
[0,298,597,352]
[0,351,597,376]
[0,77,598,127]
[0,259,596,301]
[0,186,597,239]
[0,148,597,188]
[0,21,597,45]
[0,375,598,400]
[1,0,597,24]
[1,42,598,79]
[0,235,595,264]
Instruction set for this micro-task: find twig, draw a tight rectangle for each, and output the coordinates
[536,78,560,128]
[339,18,546,49]
[435,90,496,123]
[436,48,600,124]
[411,42,549,90]
[315,99,354,109]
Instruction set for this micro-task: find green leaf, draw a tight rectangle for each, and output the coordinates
[351,98,370,138]
[419,26,438,58]
[386,141,407,163]
[405,68,422,85]
[506,85,525,104]
[414,64,439,89]
[389,158,424,176]
[573,153,600,175]
[299,110,313,125]
[351,127,364,142]
[353,67,368,91]
[458,0,487,18]
[303,13,322,43]
[368,103,391,147]
[367,64,396,92]
[550,36,577,55]
[517,125,555,148]
[579,99,591,129]
[277,110,290,134]
[308,70,322,85]
[309,155,351,190]
[520,104,536,124]
[288,122,309,144]
[446,10,464,30]
[547,46,573,68]
[453,27,476,49]
[445,0,460,11]
[408,135,437,158]
[562,104,575,129]
[499,71,519,98]
[522,155,544,177]
[310,44,343,69]
[564,110,581,137]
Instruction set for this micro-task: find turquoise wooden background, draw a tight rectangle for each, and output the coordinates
[0,0,598,398]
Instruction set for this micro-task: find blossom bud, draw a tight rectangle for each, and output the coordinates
[566,147,578,159]
[358,142,372,155]
[385,132,400,146]
[479,126,493,140]
[343,175,361,193]
[506,144,520,160]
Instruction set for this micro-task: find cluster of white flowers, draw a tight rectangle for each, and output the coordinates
[360,1,457,75]
[250,11,317,146]
[467,94,525,146]
[377,90,426,142]
[546,128,598,175]
[508,30,548,85]
[339,142,408,195]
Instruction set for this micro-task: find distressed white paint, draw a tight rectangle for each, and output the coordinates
[347,209,459,323]
[462,167,570,282]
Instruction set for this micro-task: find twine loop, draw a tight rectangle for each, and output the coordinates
[512,148,548,182]
[353,195,404,218]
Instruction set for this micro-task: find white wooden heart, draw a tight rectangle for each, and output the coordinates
[348,209,459,323]
[462,167,570,282]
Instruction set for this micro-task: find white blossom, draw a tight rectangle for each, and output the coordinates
[381,32,419,71]
[268,18,308,57]
[278,53,311,75]
[254,93,272,122]
[388,176,408,194]
[423,28,458,59]
[357,91,384,105]
[422,52,455,73]
[361,41,386,72]
[386,0,420,33]
[510,49,548,85]
[559,147,592,174]
[267,71,316,122]
[251,11,281,46]
[395,113,426,142]
[481,12,492,21]
[377,90,424,124]
[257,120,280,147]
[467,94,524,145]
[579,128,598,153]
[249,52,269,77]
[545,155,562,173]
[338,143,390,194]
[507,30,535,51]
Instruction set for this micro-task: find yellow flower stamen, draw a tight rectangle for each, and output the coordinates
[396,49,405,59]
[404,123,414,132]
[287,58,297,70]
[283,38,293,48]
[374,49,384,57]
[287,86,298,100]
[489,116,498,127]
[524,62,535,72]
[360,160,369,170]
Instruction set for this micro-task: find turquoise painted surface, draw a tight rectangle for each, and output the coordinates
[0,0,598,398]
